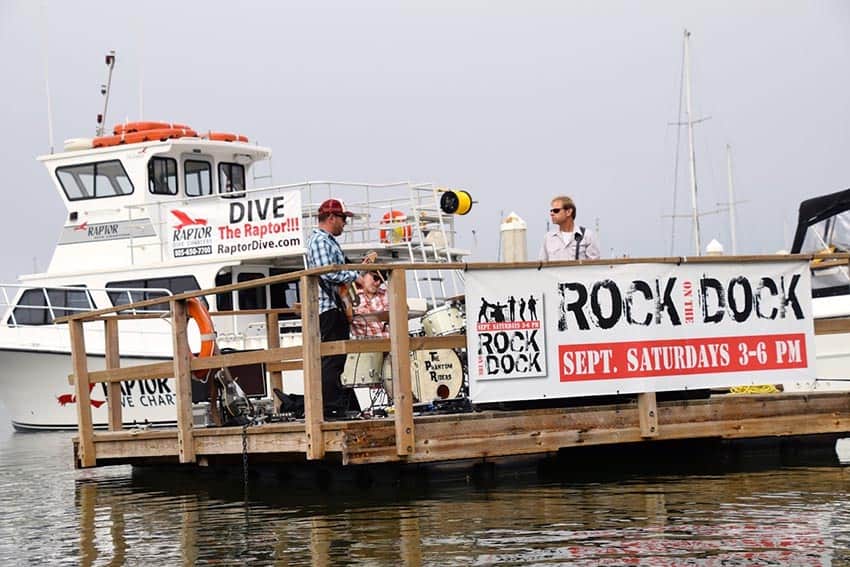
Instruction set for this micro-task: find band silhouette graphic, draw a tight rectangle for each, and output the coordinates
[478,294,539,323]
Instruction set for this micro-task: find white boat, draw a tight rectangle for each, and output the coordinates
[0,122,469,430]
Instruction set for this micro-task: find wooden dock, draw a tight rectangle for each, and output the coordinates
[63,258,850,470]
[80,391,850,469]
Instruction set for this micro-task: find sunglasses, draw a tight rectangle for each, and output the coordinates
[549,207,567,214]
[333,213,348,222]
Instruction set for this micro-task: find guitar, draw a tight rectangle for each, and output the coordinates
[340,251,378,322]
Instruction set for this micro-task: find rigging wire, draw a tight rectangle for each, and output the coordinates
[669,37,686,256]
[39,0,54,154]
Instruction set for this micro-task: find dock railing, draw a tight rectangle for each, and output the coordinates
[59,261,469,468]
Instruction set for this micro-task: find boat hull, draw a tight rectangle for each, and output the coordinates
[782,332,850,393]
[0,348,176,431]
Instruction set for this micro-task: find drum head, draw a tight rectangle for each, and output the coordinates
[383,349,463,402]
[340,352,385,387]
[421,305,464,337]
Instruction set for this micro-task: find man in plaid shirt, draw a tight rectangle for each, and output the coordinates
[306,199,363,418]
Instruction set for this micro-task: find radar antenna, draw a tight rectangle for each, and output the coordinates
[95,50,116,137]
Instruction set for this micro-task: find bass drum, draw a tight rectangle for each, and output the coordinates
[382,349,463,402]
[340,352,385,387]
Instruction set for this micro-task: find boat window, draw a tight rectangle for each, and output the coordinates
[215,272,232,311]
[47,287,95,319]
[7,286,94,326]
[56,160,134,201]
[270,268,300,319]
[106,275,202,312]
[237,273,267,309]
[185,160,212,197]
[218,163,245,198]
[148,157,178,196]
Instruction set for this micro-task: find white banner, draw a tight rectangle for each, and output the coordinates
[465,260,815,403]
[165,189,303,261]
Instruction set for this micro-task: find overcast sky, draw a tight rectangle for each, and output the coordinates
[0,1,848,284]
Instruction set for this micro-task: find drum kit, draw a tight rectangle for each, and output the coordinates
[340,297,467,405]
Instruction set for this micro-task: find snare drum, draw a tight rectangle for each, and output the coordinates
[340,352,385,387]
[382,349,463,402]
[421,304,465,336]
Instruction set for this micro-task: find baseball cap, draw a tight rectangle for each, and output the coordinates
[318,199,354,217]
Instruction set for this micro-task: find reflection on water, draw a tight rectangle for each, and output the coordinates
[2,431,850,565]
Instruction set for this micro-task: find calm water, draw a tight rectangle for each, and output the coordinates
[3,414,850,565]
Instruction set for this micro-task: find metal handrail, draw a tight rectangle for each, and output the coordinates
[1,284,173,326]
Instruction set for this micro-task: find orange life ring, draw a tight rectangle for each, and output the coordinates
[92,128,198,148]
[113,121,192,135]
[204,131,249,143]
[187,297,216,380]
[379,210,412,243]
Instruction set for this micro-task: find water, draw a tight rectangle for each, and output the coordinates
[2,423,850,565]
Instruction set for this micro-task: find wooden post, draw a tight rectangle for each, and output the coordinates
[266,311,283,394]
[104,318,122,431]
[300,275,325,460]
[70,319,95,467]
[388,269,415,457]
[171,299,196,463]
[638,392,659,438]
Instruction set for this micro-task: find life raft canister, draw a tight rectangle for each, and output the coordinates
[187,297,216,380]
[113,121,192,135]
[379,210,412,243]
[92,127,198,148]
[203,131,249,143]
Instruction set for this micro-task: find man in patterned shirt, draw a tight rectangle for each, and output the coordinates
[306,199,364,418]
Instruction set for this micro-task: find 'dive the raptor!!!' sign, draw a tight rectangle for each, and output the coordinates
[465,260,814,404]
[167,189,303,261]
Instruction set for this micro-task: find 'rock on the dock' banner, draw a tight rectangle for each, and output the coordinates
[464,260,815,405]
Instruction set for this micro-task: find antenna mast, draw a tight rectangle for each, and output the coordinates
[683,29,701,255]
[725,144,738,254]
[96,51,116,137]
[39,1,54,154]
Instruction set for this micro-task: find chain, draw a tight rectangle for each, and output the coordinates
[241,423,249,501]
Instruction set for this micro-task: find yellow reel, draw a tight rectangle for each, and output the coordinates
[440,190,473,215]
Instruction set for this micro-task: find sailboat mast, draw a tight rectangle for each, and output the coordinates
[726,144,738,254]
[683,29,701,255]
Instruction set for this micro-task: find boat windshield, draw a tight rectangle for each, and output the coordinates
[797,210,850,254]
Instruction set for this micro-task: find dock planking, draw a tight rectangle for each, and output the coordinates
[75,391,850,468]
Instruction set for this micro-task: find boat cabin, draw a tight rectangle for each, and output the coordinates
[41,128,272,274]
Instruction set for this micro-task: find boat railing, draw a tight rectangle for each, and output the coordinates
[121,179,466,307]
[123,179,463,257]
[0,283,173,327]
